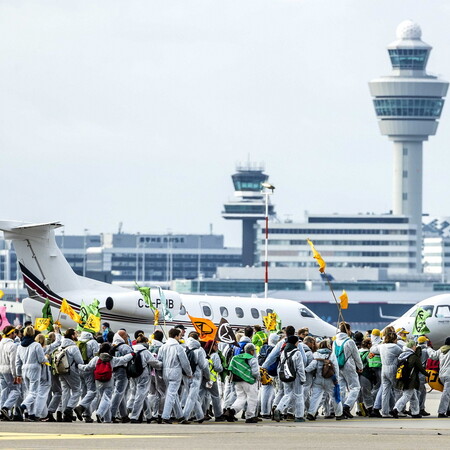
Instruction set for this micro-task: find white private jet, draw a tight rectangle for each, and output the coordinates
[388,294,450,348]
[0,221,337,337]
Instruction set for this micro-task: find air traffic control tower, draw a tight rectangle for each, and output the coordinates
[369,20,448,271]
[222,163,275,267]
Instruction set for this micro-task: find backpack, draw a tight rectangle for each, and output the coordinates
[228,354,256,384]
[279,349,297,383]
[258,344,278,377]
[185,348,198,373]
[52,347,71,375]
[234,341,247,356]
[396,355,413,382]
[126,350,145,378]
[110,342,124,356]
[94,358,113,382]
[315,355,335,379]
[77,341,89,364]
[334,338,349,368]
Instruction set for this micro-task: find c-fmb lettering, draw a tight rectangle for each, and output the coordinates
[137,298,174,309]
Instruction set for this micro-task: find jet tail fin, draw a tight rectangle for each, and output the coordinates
[0,220,81,293]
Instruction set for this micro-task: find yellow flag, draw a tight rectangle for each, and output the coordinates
[339,290,349,309]
[307,239,326,273]
[60,299,82,324]
[0,290,4,299]
[154,309,160,326]
[263,313,277,331]
[84,314,101,333]
[35,318,51,331]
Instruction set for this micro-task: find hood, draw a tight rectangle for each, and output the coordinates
[80,332,94,342]
[239,336,251,344]
[398,347,414,361]
[440,344,450,355]
[133,343,148,352]
[317,348,331,356]
[165,337,179,347]
[21,336,35,347]
[268,333,280,346]
[371,335,381,345]
[335,332,349,344]
[99,353,113,362]
[301,342,312,353]
[112,333,125,346]
[186,337,201,350]
[61,338,76,348]
[151,339,163,347]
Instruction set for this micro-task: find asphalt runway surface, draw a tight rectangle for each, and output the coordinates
[1,392,449,449]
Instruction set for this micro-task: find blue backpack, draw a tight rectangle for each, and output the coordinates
[334,338,349,368]
[258,344,278,376]
[234,341,247,356]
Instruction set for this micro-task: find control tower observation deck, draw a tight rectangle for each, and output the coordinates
[222,164,275,267]
[369,20,448,271]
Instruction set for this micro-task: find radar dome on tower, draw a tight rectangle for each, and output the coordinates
[396,20,422,40]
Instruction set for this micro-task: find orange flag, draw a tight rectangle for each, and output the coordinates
[339,290,349,309]
[188,314,218,341]
[307,239,326,273]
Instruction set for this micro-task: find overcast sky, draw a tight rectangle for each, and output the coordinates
[2,0,450,246]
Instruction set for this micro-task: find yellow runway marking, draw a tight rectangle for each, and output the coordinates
[0,433,188,441]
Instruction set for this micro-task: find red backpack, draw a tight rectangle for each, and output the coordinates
[94,358,113,382]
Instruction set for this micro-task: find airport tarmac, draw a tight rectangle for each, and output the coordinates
[0,392,449,449]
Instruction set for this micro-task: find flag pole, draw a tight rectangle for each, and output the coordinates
[324,277,345,325]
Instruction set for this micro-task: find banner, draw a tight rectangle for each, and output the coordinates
[188,314,218,341]
[0,306,11,331]
[35,318,51,332]
[216,317,237,344]
[263,312,277,331]
[412,307,431,335]
[159,287,173,321]
[60,299,82,324]
[84,314,101,333]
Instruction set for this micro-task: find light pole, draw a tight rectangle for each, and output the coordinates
[83,228,89,277]
[197,235,202,293]
[261,182,275,299]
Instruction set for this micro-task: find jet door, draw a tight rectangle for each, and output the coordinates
[200,301,214,320]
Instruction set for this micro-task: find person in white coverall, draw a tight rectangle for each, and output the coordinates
[428,336,450,417]
[157,328,193,424]
[15,325,47,420]
[0,326,19,420]
[273,335,306,422]
[332,322,363,418]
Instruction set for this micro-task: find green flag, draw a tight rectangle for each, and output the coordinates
[135,283,156,310]
[77,299,101,333]
[159,287,173,321]
[412,307,431,335]
[42,298,54,332]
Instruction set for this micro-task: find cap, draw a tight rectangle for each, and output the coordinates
[396,327,409,334]
[371,329,381,337]
[175,324,186,330]
[417,336,429,344]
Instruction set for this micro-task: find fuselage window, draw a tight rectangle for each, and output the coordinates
[266,308,273,314]
[220,306,229,318]
[236,307,244,318]
[179,305,186,315]
[251,308,259,319]
[203,305,212,317]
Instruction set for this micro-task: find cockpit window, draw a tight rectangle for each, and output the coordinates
[435,305,450,318]
[299,308,314,318]
[409,305,433,317]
